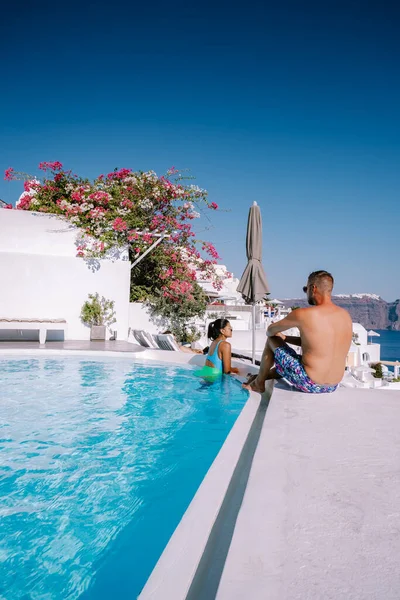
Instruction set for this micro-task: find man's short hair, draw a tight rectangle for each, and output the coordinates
[307,270,334,293]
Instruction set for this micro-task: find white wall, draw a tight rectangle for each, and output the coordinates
[363,343,381,363]
[128,303,161,335]
[228,330,268,353]
[352,322,368,346]
[0,210,131,340]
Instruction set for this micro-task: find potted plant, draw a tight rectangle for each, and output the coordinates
[80,293,116,341]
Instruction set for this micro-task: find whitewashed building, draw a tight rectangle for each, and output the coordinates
[0,210,131,341]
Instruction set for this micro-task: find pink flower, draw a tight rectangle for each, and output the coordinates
[107,168,132,180]
[16,194,32,210]
[209,202,218,210]
[121,198,134,209]
[4,167,14,181]
[88,191,110,205]
[3,203,13,209]
[128,231,139,242]
[167,166,178,175]
[67,205,83,215]
[71,191,83,202]
[112,217,127,231]
[202,241,220,260]
[90,207,107,219]
[38,161,63,171]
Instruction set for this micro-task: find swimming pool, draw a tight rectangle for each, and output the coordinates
[0,355,248,599]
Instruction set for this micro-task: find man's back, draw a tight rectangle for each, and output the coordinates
[297,304,352,385]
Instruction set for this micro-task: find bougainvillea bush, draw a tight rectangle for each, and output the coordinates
[4,163,222,310]
[147,282,208,344]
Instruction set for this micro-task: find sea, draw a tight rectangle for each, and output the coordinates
[375,330,400,364]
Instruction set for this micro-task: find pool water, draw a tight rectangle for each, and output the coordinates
[0,356,247,600]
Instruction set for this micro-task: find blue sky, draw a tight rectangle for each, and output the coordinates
[1,1,399,300]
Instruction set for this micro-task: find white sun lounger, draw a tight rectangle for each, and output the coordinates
[0,318,67,345]
[154,334,181,352]
[131,329,159,349]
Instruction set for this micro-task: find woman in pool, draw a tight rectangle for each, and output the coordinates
[205,319,239,375]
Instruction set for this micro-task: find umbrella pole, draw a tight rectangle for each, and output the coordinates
[252,303,256,364]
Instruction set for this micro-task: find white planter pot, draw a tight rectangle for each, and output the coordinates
[90,325,106,341]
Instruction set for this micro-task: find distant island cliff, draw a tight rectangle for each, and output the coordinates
[281,294,400,330]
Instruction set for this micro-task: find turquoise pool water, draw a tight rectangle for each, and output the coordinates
[0,356,248,599]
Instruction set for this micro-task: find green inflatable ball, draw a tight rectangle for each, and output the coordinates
[194,365,222,382]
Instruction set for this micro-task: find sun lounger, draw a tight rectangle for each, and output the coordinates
[154,334,181,352]
[0,318,67,345]
[131,329,159,349]
[144,332,159,348]
[131,330,150,347]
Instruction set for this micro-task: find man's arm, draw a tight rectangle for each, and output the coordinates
[267,309,303,337]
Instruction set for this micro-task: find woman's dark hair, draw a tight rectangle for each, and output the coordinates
[207,318,229,341]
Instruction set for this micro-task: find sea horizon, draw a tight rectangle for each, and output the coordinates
[375,329,400,364]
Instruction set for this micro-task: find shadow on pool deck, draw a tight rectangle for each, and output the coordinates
[185,392,270,600]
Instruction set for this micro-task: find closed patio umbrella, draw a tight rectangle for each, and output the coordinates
[237,202,270,363]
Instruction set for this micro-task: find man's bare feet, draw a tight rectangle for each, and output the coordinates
[242,376,266,393]
[243,368,281,392]
[244,373,257,386]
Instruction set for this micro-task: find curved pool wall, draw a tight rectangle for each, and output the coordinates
[0,347,267,599]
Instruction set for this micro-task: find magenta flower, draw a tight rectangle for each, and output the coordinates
[128,231,139,242]
[88,191,110,205]
[16,194,32,210]
[112,217,128,232]
[4,167,14,181]
[107,168,132,180]
[90,207,107,220]
[38,161,63,172]
[71,191,83,202]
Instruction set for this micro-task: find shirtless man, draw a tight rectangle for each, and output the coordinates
[243,270,352,394]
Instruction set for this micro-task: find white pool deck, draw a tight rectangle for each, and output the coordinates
[215,384,400,600]
[1,343,400,599]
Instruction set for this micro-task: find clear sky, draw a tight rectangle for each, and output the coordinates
[1,1,399,300]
